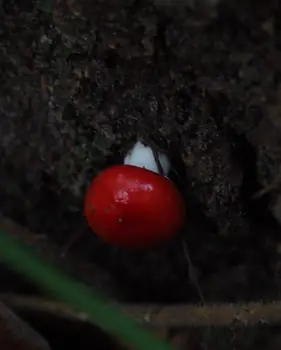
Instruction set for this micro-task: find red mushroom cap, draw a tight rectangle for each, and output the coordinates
[84,165,185,248]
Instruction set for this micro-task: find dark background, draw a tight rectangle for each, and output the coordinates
[0,0,281,308]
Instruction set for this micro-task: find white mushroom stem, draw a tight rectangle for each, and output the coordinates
[124,141,171,176]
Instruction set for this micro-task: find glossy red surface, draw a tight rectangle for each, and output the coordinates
[84,165,185,248]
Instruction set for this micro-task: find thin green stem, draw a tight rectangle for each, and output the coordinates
[0,230,174,350]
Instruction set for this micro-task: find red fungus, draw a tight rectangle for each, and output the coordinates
[84,164,185,248]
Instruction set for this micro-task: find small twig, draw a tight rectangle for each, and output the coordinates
[60,228,86,257]
[252,180,280,199]
[148,140,204,303]
[0,294,89,323]
[139,136,166,176]
[3,293,281,328]
[152,148,164,176]
[182,239,205,304]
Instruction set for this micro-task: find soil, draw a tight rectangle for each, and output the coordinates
[1,0,281,309]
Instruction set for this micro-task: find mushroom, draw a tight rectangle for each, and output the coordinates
[84,141,185,248]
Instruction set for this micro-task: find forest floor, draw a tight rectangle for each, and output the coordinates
[1,0,281,348]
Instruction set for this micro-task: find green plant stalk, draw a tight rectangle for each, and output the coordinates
[0,230,174,350]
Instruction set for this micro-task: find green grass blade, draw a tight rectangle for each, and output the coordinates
[0,229,174,350]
